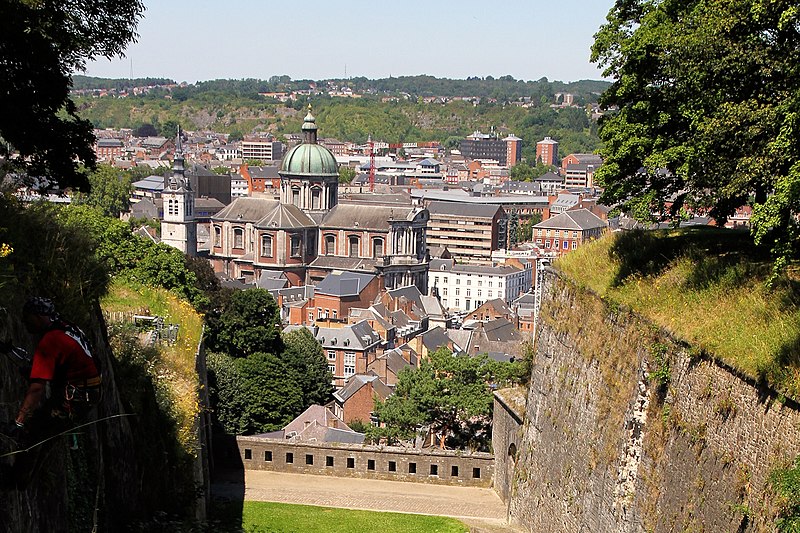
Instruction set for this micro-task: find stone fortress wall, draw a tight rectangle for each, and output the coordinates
[505,269,800,532]
[236,436,494,488]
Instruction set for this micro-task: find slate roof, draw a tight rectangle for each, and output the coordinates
[308,255,378,272]
[316,320,382,351]
[481,318,521,342]
[273,404,365,444]
[333,374,392,404]
[321,203,419,230]
[535,172,564,183]
[255,203,316,229]
[386,285,424,310]
[419,295,446,318]
[421,327,451,352]
[373,346,417,376]
[427,201,503,219]
[429,258,522,276]
[315,271,376,297]
[476,298,512,316]
[534,208,607,231]
[212,197,279,223]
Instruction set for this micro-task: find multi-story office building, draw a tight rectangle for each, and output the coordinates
[460,131,522,167]
[428,259,531,313]
[241,135,284,161]
[426,201,507,265]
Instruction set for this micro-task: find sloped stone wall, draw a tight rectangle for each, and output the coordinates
[509,270,800,532]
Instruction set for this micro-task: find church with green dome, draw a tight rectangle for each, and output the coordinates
[208,107,430,293]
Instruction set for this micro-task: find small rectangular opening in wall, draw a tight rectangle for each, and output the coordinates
[451,465,459,477]
[367,459,375,471]
[472,467,481,479]
[388,461,396,472]
[244,448,252,460]
[408,462,417,474]
[305,454,314,465]
[264,450,272,462]
[347,457,355,469]
[286,452,294,464]
[326,456,334,467]
[430,464,438,476]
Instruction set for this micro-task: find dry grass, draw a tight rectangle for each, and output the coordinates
[557,228,800,400]
[102,280,203,451]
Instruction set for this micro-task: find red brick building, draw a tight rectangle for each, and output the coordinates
[532,208,607,256]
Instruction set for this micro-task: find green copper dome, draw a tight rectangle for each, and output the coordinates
[280,143,339,177]
[279,105,339,177]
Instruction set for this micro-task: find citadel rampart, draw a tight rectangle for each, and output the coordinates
[506,269,800,532]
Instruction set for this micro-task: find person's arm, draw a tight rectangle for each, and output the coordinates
[15,381,47,426]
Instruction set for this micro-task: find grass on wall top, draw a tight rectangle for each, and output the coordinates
[556,227,800,400]
[101,280,204,451]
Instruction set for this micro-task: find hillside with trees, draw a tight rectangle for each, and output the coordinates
[73,75,607,158]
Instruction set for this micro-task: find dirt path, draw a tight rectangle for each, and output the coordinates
[212,469,523,532]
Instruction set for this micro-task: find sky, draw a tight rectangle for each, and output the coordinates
[84,1,615,84]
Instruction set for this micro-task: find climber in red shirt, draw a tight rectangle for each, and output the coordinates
[1,297,102,489]
[14,297,101,431]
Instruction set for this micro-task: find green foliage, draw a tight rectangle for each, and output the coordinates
[0,197,107,325]
[75,164,133,218]
[592,0,800,271]
[206,351,304,435]
[56,204,207,309]
[206,288,283,358]
[556,228,800,400]
[281,328,334,409]
[0,0,144,190]
[73,77,604,154]
[371,348,517,450]
[770,456,800,532]
[338,166,356,184]
[648,342,671,386]
[108,321,197,518]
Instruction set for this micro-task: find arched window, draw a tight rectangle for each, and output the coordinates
[372,238,384,258]
[349,236,360,257]
[311,187,322,210]
[291,187,301,206]
[261,234,273,257]
[233,228,244,249]
[325,234,336,255]
[214,226,221,247]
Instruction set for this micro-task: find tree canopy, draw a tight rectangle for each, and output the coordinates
[206,288,283,358]
[281,328,334,409]
[592,0,800,270]
[0,0,144,190]
[370,348,527,451]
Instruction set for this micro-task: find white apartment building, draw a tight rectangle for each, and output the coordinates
[428,258,531,313]
[241,137,284,161]
[230,175,249,198]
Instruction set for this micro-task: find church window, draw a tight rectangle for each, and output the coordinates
[214,226,221,247]
[372,238,384,258]
[290,235,302,257]
[261,235,273,257]
[325,235,336,255]
[291,187,301,206]
[311,187,322,210]
[349,236,360,257]
[233,228,244,249]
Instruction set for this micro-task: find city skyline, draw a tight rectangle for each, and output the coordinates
[83,0,614,84]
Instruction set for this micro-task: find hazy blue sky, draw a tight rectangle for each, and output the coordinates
[84,1,615,83]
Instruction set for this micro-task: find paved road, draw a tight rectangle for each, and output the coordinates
[213,469,522,532]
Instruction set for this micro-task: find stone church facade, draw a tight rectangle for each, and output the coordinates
[208,107,429,292]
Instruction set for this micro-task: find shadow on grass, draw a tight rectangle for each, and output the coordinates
[608,227,769,288]
[207,432,245,532]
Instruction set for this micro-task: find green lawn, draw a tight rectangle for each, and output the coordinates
[212,501,468,533]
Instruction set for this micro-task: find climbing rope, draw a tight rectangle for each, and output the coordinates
[0,413,136,459]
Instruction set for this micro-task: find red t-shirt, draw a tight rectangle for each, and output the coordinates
[29,328,99,384]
